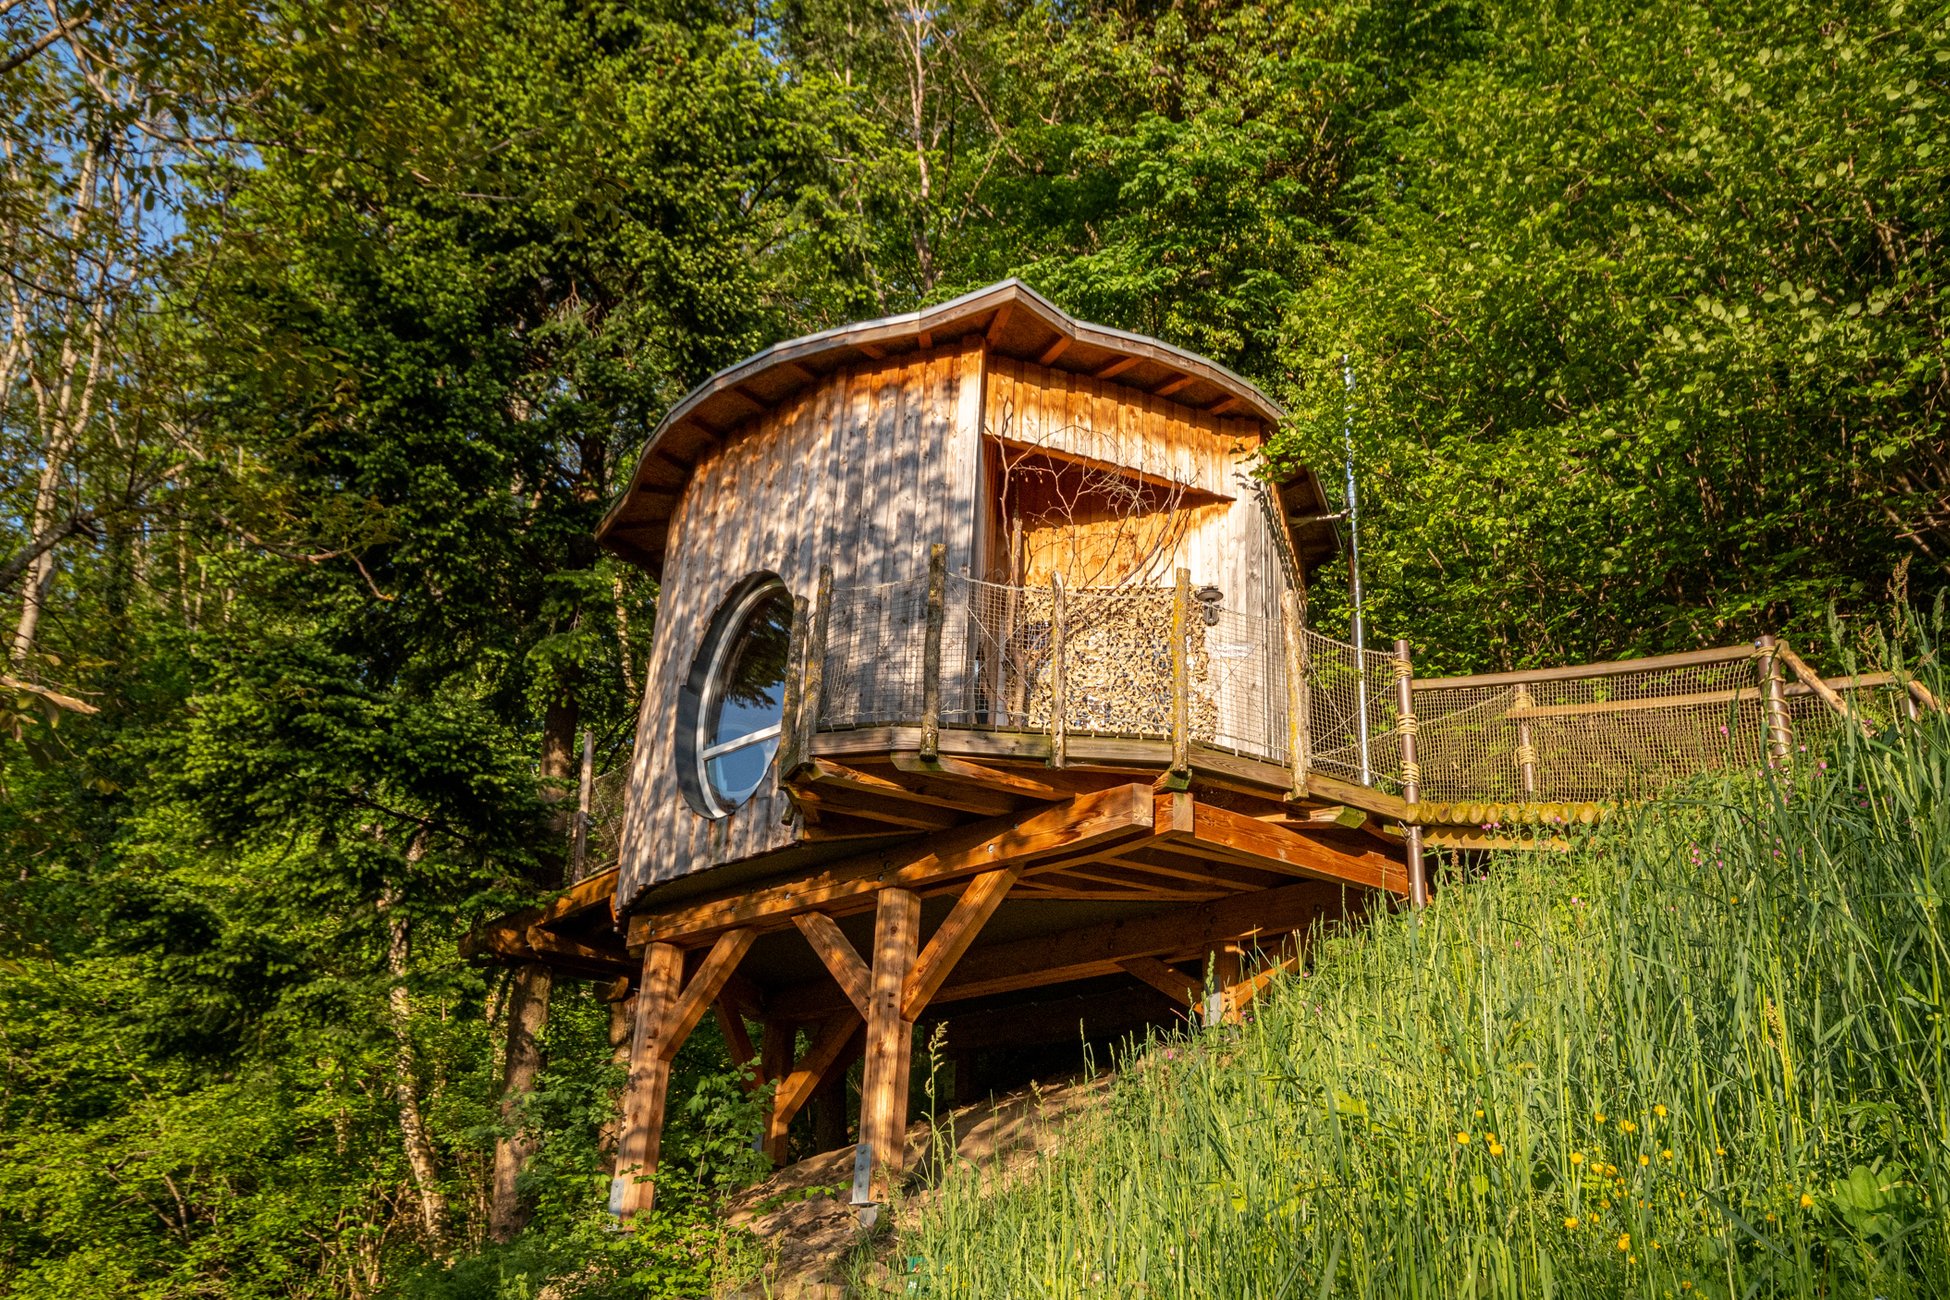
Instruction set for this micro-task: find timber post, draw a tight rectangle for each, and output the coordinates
[1394,639,1428,908]
[1512,684,1539,797]
[920,543,948,760]
[854,888,921,1207]
[611,943,684,1222]
[1168,567,1192,784]
[1281,588,1309,799]
[1756,635,1792,763]
[1050,572,1068,769]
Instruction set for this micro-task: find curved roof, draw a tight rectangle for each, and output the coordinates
[599,279,1332,573]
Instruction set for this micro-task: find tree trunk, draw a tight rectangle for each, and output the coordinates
[488,960,552,1241]
[379,849,448,1251]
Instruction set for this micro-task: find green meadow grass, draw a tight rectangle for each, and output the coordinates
[901,692,1949,1296]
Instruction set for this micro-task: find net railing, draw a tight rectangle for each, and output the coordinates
[1409,652,1915,806]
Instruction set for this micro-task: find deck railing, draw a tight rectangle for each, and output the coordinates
[787,560,1929,810]
[802,563,1408,786]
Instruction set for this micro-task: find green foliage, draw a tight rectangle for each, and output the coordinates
[904,647,1950,1295]
[1274,0,1950,668]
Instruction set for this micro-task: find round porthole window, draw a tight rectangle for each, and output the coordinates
[682,577,794,816]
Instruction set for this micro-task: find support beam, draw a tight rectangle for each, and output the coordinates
[856,889,921,1202]
[629,784,1154,945]
[802,756,1015,816]
[658,928,757,1062]
[611,943,684,1223]
[767,1011,863,1164]
[902,868,1020,1020]
[1118,956,1201,1006]
[794,911,874,1018]
[771,878,1347,1019]
[714,999,756,1079]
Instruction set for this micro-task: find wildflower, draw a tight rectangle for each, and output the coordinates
[1619,1120,1637,1134]
[1617,1233,1631,1252]
[1599,1198,1611,1209]
[1764,1212,1776,1223]
[1588,1213,1600,1225]
[1628,1255,1637,1264]
[1475,1109,1485,1118]
[1563,1217,1579,1229]
[1456,1132,1470,1145]
[1638,1154,1651,1166]
[1569,1151,1585,1165]
[1715,1146,1725,1156]
[1489,1142,1505,1157]
[1654,1104,1668,1118]
[1682,1283,1694,1292]
[1800,1193,1814,1209]
[1595,1111,1607,1124]
[1661,1149,1673,1161]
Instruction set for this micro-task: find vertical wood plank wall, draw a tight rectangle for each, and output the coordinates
[616,341,985,903]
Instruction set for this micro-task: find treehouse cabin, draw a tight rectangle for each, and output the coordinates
[475,281,1435,1223]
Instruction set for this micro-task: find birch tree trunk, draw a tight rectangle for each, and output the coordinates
[380,833,449,1252]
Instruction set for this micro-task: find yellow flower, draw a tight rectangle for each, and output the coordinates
[1563,1217,1580,1230]
[1599,1198,1611,1209]
[1605,1164,1619,1176]
[1570,1151,1585,1165]
[1682,1283,1694,1292]
[1456,1131,1470,1145]
[1628,1255,1638,1265]
[1654,1104,1668,1118]
[1474,1108,1485,1118]
[1489,1142,1505,1157]
[1639,1154,1651,1166]
[1715,1146,1726,1156]
[1595,1111,1607,1124]
[1800,1193,1814,1209]
[1588,1213,1600,1225]
[1620,1120,1638,1134]
[1764,1212,1777,1223]
[1617,1233,1631,1252]
[1652,1241,1661,1251]
[1662,1149,1674,1161]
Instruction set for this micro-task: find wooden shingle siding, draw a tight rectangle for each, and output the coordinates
[616,342,985,905]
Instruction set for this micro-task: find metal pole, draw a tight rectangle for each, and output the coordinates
[1342,355,1372,785]
[1393,640,1427,908]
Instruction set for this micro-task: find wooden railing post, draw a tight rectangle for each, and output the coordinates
[920,544,947,760]
[1050,572,1068,769]
[798,566,834,771]
[1281,588,1309,800]
[775,593,813,791]
[1168,568,1192,782]
[1393,639,1428,908]
[1511,684,1539,798]
[1756,635,1792,762]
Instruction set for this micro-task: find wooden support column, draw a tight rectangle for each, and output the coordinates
[1281,588,1309,799]
[1394,639,1428,908]
[854,888,921,1204]
[1050,573,1068,769]
[611,929,756,1223]
[611,943,683,1221]
[1756,635,1792,763]
[920,543,947,760]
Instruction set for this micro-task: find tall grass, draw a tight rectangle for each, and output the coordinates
[904,679,1949,1296]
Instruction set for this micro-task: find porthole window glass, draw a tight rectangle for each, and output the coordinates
[694,579,793,814]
